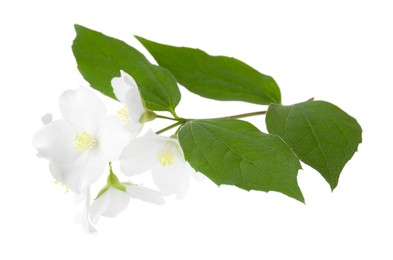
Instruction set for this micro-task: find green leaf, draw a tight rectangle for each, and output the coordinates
[72,25,181,112]
[178,119,304,202]
[136,36,281,105]
[266,100,362,190]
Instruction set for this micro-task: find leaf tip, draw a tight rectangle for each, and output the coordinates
[135,35,148,45]
[330,184,338,192]
[296,194,306,204]
[73,24,84,32]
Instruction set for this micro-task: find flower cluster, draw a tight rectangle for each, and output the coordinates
[33,71,197,233]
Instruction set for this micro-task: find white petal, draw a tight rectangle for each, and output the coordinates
[74,210,97,234]
[41,113,53,125]
[74,190,87,204]
[152,156,191,199]
[32,120,81,164]
[119,130,163,176]
[126,184,165,205]
[125,86,145,125]
[59,86,107,133]
[90,187,131,224]
[49,149,107,194]
[98,116,133,161]
[74,187,97,234]
[111,71,137,103]
[125,120,143,137]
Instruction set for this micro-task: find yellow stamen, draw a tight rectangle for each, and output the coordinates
[54,180,70,193]
[74,131,97,151]
[117,106,130,123]
[158,150,175,166]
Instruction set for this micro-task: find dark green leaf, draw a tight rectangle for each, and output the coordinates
[136,36,281,105]
[72,25,181,112]
[178,119,304,202]
[266,100,362,190]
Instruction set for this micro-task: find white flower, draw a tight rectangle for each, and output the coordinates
[32,87,133,194]
[119,131,195,199]
[90,170,164,224]
[111,71,146,136]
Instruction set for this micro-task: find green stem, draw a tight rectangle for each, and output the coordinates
[188,110,267,121]
[109,162,113,174]
[155,110,266,135]
[156,110,267,123]
[169,107,180,119]
[156,114,182,122]
[156,121,185,135]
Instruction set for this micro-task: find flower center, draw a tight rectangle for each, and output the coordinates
[158,150,175,166]
[117,106,130,123]
[74,131,97,151]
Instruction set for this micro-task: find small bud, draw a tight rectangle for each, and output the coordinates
[139,110,157,123]
[41,113,53,125]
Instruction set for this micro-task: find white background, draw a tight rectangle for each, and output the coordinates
[1,0,392,259]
